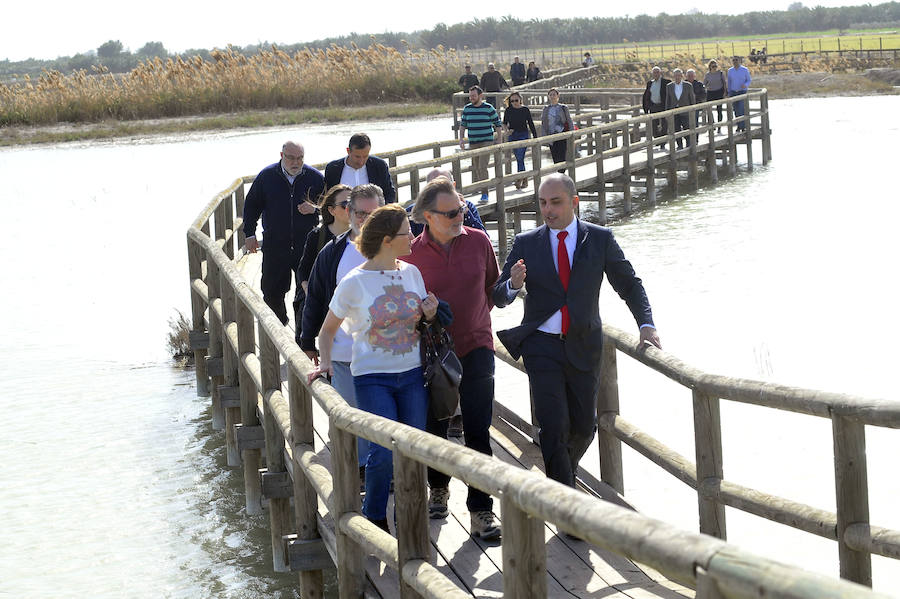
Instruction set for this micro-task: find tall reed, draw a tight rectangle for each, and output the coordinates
[0,43,461,126]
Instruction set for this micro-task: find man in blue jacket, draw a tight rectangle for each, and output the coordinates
[243,141,324,325]
[324,133,396,204]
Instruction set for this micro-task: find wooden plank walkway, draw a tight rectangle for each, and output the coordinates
[237,252,694,598]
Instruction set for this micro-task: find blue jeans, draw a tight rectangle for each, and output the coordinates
[729,90,746,131]
[508,130,530,172]
[354,366,428,521]
[332,361,368,467]
[426,347,495,512]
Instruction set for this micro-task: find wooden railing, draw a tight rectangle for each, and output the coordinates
[186,172,895,597]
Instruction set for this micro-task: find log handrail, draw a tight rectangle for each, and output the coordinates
[186,134,895,597]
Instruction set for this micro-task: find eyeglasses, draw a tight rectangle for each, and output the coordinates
[353,210,373,220]
[429,204,467,219]
[282,154,303,162]
[337,200,350,208]
[510,99,521,104]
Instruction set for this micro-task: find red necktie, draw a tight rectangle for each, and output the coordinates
[557,231,570,335]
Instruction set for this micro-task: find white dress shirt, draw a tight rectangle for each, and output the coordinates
[339,159,369,187]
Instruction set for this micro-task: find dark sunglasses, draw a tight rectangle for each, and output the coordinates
[429,204,467,219]
[510,98,521,103]
[337,200,350,208]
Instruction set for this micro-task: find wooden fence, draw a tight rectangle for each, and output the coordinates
[185,151,897,598]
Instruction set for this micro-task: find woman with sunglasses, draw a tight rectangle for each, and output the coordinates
[704,59,727,127]
[503,92,538,190]
[293,184,353,341]
[309,204,438,532]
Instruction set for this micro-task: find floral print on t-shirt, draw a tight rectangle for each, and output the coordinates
[367,283,422,356]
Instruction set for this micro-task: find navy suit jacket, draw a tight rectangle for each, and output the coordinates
[324,155,396,204]
[493,220,653,371]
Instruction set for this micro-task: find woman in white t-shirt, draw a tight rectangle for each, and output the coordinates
[309,204,438,531]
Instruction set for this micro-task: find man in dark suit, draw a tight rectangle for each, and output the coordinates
[324,133,396,203]
[493,173,661,488]
[665,68,696,150]
[642,66,671,150]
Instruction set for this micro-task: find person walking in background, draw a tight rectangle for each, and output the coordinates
[407,168,485,237]
[510,56,526,86]
[301,184,385,487]
[665,68,696,150]
[479,63,509,111]
[293,184,352,344]
[492,173,660,492]
[582,52,594,67]
[703,59,727,129]
[324,133,396,204]
[308,204,438,533]
[459,85,501,204]
[502,92,538,189]
[642,66,671,150]
[526,61,542,83]
[243,141,324,325]
[405,177,502,541]
[727,56,752,132]
[458,64,479,92]
[540,88,574,174]
[686,69,707,143]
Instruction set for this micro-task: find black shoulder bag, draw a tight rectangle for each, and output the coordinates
[418,319,463,421]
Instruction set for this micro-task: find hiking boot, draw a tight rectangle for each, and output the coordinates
[428,487,450,519]
[470,510,501,540]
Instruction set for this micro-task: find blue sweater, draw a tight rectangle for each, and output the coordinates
[242,162,325,249]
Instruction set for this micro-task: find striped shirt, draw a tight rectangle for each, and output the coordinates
[461,102,501,144]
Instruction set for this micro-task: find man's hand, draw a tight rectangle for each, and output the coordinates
[245,236,259,253]
[421,292,439,321]
[510,259,526,289]
[639,326,661,350]
[298,202,316,215]
[304,349,319,366]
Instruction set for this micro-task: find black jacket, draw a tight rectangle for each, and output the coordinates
[642,78,671,112]
[242,162,324,249]
[300,231,352,352]
[323,156,396,204]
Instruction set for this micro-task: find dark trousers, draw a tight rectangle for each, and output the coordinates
[673,113,691,149]
[427,346,495,512]
[261,246,301,325]
[707,88,725,122]
[520,333,601,488]
[292,268,307,343]
[648,102,668,141]
[549,139,568,174]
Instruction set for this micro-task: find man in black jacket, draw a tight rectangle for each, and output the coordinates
[641,66,671,150]
[324,133,396,204]
[243,141,324,324]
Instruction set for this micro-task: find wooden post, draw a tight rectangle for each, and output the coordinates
[433,146,441,161]
[597,338,624,495]
[760,92,772,164]
[410,166,420,201]
[389,156,399,203]
[235,183,246,250]
[645,120,657,206]
[532,140,543,226]
[726,101,737,176]
[452,157,462,191]
[259,325,292,572]
[621,127,632,216]
[187,238,209,397]
[394,450,430,599]
[693,390,726,539]
[566,134,577,182]
[596,129,607,219]
[706,106,718,185]
[220,272,241,467]
[330,420,365,598]
[501,495,547,598]
[214,200,226,247]
[224,193,235,260]
[494,149,508,265]
[289,370,326,596]
[833,415,872,586]
[688,109,699,190]
[207,252,225,430]
[667,114,678,196]
[236,297,263,515]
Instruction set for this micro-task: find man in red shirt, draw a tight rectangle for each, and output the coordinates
[402,176,501,541]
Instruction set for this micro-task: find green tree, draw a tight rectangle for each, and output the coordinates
[138,41,167,58]
[97,40,123,58]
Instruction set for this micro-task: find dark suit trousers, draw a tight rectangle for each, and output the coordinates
[648,102,668,140]
[521,333,601,488]
[673,113,691,148]
[261,246,302,325]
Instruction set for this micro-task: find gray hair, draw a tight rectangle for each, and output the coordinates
[426,167,454,184]
[651,66,661,74]
[411,178,456,224]
[540,173,577,199]
[348,184,385,210]
[686,68,695,75]
[673,68,683,76]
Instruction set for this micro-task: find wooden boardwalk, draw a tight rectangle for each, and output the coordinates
[185,82,899,599]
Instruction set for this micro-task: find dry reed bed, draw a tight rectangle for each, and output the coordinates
[0,43,461,126]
